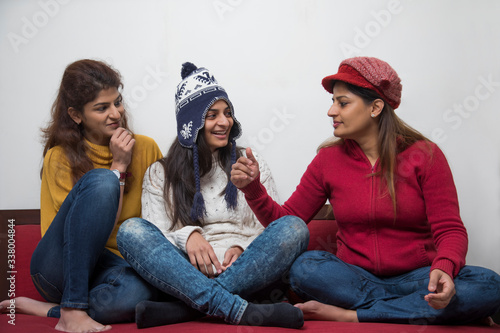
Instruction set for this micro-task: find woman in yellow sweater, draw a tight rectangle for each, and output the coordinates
[6,59,162,332]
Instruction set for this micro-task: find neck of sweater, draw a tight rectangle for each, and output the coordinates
[85,139,113,166]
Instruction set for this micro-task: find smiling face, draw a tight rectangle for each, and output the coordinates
[68,87,124,145]
[327,82,382,143]
[203,99,234,153]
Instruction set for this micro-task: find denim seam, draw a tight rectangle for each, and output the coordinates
[103,266,125,286]
[62,178,87,307]
[47,306,59,318]
[60,301,88,309]
[234,299,248,324]
[63,195,76,306]
[31,273,62,303]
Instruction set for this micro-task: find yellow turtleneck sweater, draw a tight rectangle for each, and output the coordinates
[40,134,163,257]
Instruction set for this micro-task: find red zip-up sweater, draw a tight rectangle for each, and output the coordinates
[241,139,468,278]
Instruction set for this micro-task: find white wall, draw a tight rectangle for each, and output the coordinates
[1,0,499,274]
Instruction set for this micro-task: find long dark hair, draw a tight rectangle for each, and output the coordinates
[319,82,430,217]
[160,133,242,229]
[41,59,132,185]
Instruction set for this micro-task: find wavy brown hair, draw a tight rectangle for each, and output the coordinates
[319,82,431,217]
[158,133,242,229]
[41,59,132,185]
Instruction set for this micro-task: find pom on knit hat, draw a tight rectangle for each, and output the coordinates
[181,62,198,80]
[175,62,242,221]
[321,57,402,109]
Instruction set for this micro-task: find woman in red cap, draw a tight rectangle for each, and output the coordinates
[231,56,500,325]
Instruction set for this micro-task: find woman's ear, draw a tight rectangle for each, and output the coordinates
[370,99,384,118]
[68,107,82,125]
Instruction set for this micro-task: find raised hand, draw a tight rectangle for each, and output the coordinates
[230,147,260,189]
[109,128,135,172]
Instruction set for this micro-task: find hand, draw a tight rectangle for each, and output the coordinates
[221,246,243,271]
[231,147,260,189]
[424,269,456,309]
[186,231,222,278]
[109,128,135,172]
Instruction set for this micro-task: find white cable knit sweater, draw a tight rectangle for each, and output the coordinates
[141,150,279,264]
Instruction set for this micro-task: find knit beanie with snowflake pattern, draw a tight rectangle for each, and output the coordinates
[175,62,242,222]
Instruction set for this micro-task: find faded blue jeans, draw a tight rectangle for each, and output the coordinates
[117,215,309,324]
[30,169,157,323]
[289,250,500,325]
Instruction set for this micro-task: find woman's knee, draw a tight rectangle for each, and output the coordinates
[80,169,120,198]
[458,266,500,305]
[117,218,166,255]
[117,218,148,247]
[272,215,309,249]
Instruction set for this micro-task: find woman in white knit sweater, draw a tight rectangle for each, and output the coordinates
[141,143,276,274]
[117,62,309,329]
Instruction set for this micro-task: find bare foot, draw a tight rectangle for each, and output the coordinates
[477,316,495,326]
[0,297,57,316]
[294,300,358,322]
[55,308,111,333]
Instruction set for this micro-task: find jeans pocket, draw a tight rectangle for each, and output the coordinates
[31,273,63,303]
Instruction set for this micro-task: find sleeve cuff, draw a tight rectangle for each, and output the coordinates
[228,241,250,252]
[176,226,203,253]
[431,258,456,278]
[239,174,265,199]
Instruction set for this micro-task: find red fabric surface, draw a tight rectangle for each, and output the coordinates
[12,225,44,301]
[307,219,338,253]
[1,314,499,332]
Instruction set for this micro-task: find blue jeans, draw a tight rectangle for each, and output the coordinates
[289,250,500,324]
[117,215,309,324]
[30,169,157,324]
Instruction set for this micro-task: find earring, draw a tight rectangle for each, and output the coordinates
[371,114,376,118]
